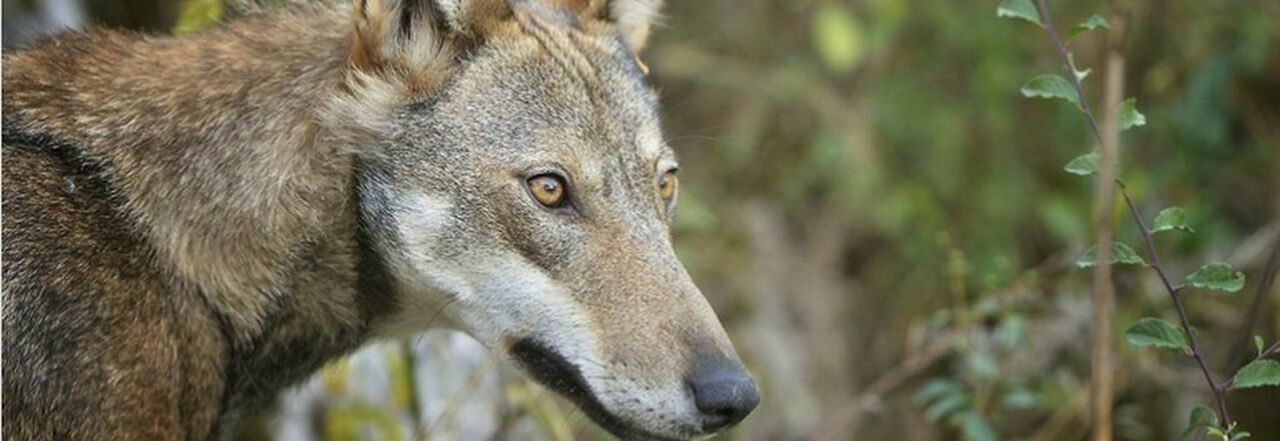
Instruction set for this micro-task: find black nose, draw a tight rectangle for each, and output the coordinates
[688,358,760,432]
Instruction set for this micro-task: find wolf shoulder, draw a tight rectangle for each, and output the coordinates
[1,137,201,441]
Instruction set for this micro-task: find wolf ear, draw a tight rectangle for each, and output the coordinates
[601,0,661,51]
[349,0,507,78]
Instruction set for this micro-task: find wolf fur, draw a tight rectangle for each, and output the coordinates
[2,1,755,440]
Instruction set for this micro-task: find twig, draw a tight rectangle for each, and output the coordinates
[1094,0,1126,437]
[1119,186,1231,427]
[1032,0,1234,430]
[1032,0,1105,144]
[1218,340,1280,390]
[1267,341,1280,360]
[1225,235,1280,372]
[402,340,428,440]
[1031,1,1123,438]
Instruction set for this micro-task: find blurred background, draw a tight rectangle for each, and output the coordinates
[4,0,1278,439]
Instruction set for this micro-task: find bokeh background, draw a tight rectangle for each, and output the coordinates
[4,0,1278,440]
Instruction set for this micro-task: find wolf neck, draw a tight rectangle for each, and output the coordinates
[3,7,395,347]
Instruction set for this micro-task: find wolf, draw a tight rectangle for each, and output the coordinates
[0,0,760,439]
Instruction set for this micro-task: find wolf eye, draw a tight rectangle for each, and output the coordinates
[658,170,678,200]
[527,174,568,208]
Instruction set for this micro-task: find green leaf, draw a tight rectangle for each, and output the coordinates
[1256,335,1266,358]
[1231,430,1252,441]
[916,378,963,404]
[1232,360,1280,389]
[959,412,998,441]
[925,393,969,421]
[1000,388,1039,409]
[1182,406,1218,437]
[811,4,865,73]
[1021,74,1080,106]
[966,352,999,379]
[1119,98,1147,131]
[1064,152,1099,176]
[1124,317,1189,352]
[1069,14,1109,39]
[1076,242,1145,268]
[1151,207,1195,233]
[996,0,1041,26]
[1068,53,1091,82]
[1185,263,1246,293]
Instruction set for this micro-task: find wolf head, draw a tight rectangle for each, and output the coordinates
[334,0,758,438]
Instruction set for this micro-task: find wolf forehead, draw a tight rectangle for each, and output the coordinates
[412,35,666,151]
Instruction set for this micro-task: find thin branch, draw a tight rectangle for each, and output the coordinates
[1030,0,1234,430]
[1093,4,1126,439]
[1225,235,1280,372]
[1218,340,1280,390]
[1033,0,1105,145]
[1120,186,1231,428]
[1031,1,1123,438]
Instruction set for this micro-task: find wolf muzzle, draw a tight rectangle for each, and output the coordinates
[509,337,758,440]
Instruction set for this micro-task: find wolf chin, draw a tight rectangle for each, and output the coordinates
[1,0,759,440]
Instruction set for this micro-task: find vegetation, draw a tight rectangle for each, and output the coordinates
[4,0,1277,439]
[988,1,1278,439]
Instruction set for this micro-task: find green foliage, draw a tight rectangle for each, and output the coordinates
[324,404,406,441]
[1206,423,1252,441]
[174,0,222,35]
[996,0,1041,26]
[1232,360,1280,390]
[1003,1,1268,438]
[1255,336,1266,357]
[914,379,1001,441]
[916,379,968,421]
[1076,242,1145,268]
[811,3,865,73]
[1183,406,1219,437]
[958,412,998,441]
[1021,74,1080,106]
[1067,53,1092,82]
[1118,98,1147,131]
[1151,207,1194,233]
[1063,152,1099,176]
[1069,14,1109,39]
[1185,263,1246,293]
[1124,318,1190,352]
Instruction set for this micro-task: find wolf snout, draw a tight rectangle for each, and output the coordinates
[687,357,760,432]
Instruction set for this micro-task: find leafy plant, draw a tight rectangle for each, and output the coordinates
[914,379,999,441]
[999,0,1280,439]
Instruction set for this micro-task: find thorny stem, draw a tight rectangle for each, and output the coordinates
[1031,0,1234,430]
[1120,187,1231,428]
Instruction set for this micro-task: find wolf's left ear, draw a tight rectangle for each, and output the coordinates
[351,0,450,77]
[349,0,508,78]
[600,0,662,51]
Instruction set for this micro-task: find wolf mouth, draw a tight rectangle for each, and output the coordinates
[509,338,685,441]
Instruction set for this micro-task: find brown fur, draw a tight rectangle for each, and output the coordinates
[4,7,373,439]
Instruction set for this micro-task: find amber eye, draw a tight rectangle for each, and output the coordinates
[658,170,678,200]
[527,174,568,208]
